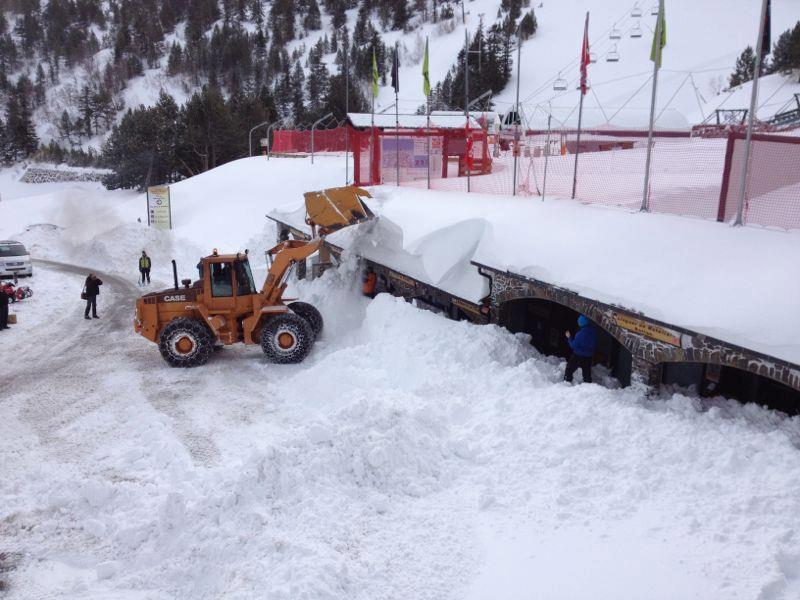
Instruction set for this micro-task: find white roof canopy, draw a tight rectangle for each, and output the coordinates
[347,113,483,130]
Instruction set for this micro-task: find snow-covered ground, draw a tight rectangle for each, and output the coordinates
[2,158,800,598]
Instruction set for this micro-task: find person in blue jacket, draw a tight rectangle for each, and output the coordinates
[564,314,597,384]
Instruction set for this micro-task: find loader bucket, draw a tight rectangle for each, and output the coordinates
[304,186,375,235]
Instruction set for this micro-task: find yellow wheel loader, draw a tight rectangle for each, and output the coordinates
[134,186,373,367]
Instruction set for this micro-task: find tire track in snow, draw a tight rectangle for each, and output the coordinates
[4,260,221,468]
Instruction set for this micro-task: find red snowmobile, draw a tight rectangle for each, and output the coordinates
[1,282,32,302]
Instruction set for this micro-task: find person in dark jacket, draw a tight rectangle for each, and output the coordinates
[0,284,9,330]
[564,314,597,383]
[84,274,102,320]
[139,251,151,285]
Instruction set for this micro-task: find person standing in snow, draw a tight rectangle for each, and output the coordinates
[139,251,151,285]
[564,314,597,384]
[83,274,102,320]
[0,284,9,330]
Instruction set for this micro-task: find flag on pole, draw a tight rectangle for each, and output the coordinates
[371,48,379,97]
[422,38,431,96]
[761,0,772,57]
[579,13,590,96]
[650,0,666,68]
[391,45,399,93]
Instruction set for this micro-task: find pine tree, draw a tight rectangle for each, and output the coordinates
[729,46,756,89]
[769,23,800,79]
[290,61,306,123]
[4,81,39,160]
[305,0,322,31]
[392,1,409,31]
[518,10,537,40]
[34,64,46,106]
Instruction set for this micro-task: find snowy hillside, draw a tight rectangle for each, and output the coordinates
[2,0,798,161]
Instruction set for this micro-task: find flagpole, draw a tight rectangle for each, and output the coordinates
[641,0,664,212]
[512,26,522,196]
[734,0,770,226]
[394,43,400,187]
[542,113,552,201]
[424,37,431,190]
[571,11,589,200]
[344,44,349,185]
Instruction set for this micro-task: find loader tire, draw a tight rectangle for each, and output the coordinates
[288,301,323,338]
[159,318,213,368]
[261,312,314,364]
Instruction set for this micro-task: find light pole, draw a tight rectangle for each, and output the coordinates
[311,112,333,164]
[249,120,271,157]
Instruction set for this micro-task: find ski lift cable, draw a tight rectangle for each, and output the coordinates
[655,73,691,123]
[590,84,611,123]
[688,73,707,121]
[606,73,654,122]
[520,4,639,103]
[757,76,790,112]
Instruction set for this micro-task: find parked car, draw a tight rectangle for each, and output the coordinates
[0,241,33,278]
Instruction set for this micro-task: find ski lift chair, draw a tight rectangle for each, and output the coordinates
[609,25,621,40]
[630,21,642,38]
[589,51,597,64]
[553,72,568,91]
[606,45,620,62]
[650,2,659,15]
[631,3,642,18]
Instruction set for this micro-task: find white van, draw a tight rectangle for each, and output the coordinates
[0,241,33,278]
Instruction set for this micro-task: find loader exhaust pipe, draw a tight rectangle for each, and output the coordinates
[172,260,178,289]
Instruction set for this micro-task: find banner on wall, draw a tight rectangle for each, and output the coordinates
[147,185,172,230]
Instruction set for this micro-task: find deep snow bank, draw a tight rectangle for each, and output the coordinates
[4,265,800,599]
[273,185,800,365]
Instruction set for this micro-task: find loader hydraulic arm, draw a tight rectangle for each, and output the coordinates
[262,238,324,304]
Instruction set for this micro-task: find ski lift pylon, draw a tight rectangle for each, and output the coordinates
[609,24,621,40]
[553,72,568,91]
[606,44,620,62]
[630,20,642,38]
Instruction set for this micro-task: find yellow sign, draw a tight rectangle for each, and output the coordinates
[452,298,482,316]
[614,313,681,346]
[388,270,416,287]
[147,185,172,230]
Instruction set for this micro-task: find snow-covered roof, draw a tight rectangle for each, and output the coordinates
[347,113,482,130]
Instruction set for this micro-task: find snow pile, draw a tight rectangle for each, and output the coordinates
[4,264,800,598]
[273,184,800,365]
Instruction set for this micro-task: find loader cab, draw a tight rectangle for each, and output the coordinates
[201,252,259,343]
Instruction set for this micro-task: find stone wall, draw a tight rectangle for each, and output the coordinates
[21,166,110,184]
[481,264,800,393]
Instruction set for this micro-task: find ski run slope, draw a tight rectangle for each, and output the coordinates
[2,157,800,599]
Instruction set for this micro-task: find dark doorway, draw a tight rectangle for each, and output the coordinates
[499,298,632,386]
[662,362,800,415]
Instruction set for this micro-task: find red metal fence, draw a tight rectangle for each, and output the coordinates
[271,127,349,153]
[270,123,800,231]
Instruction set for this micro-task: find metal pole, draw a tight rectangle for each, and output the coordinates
[249,119,270,157]
[395,43,400,186]
[512,28,522,196]
[427,95,431,190]
[345,45,349,184]
[265,118,285,161]
[734,0,769,226]
[542,113,552,201]
[462,1,471,192]
[571,12,589,200]
[311,112,333,165]
[641,0,664,212]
